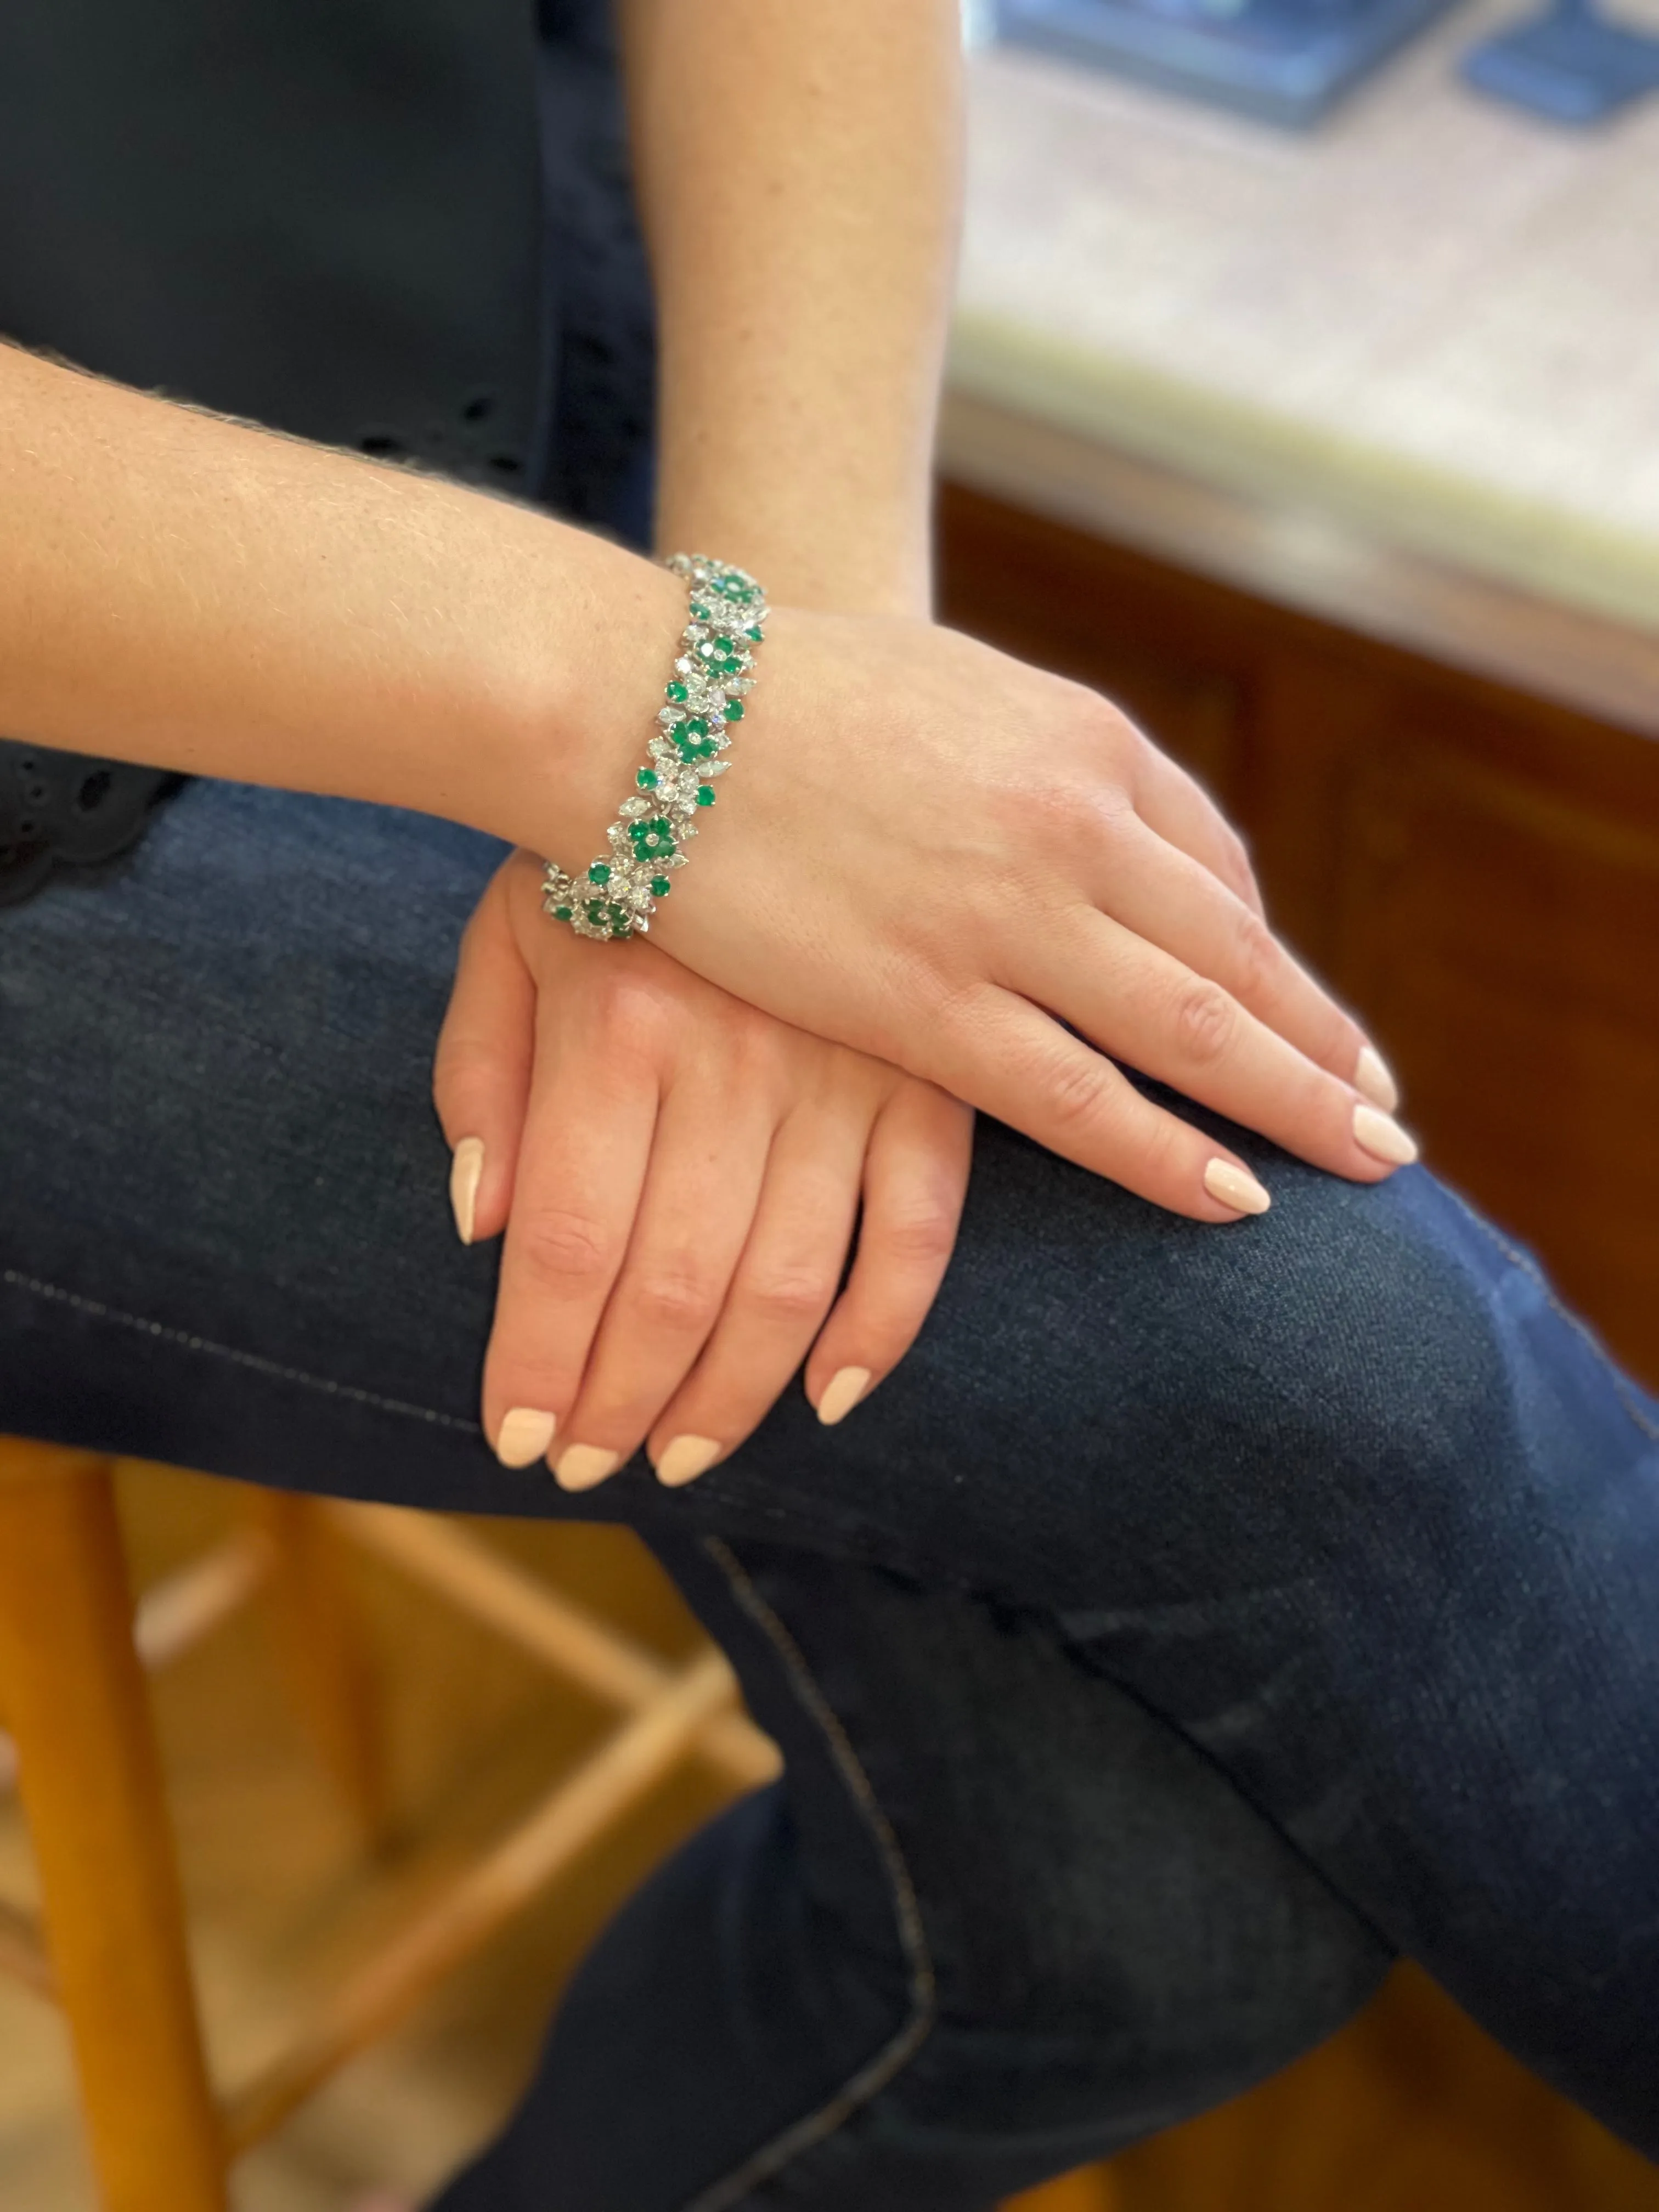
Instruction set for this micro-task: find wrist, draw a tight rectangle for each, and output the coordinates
[482,529,687,867]
[650,492,932,621]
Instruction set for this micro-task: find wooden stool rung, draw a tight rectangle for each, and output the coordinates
[134,1528,275,1671]
[220,1645,740,2154]
[325,1500,780,1788]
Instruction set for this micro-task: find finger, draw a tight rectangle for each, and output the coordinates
[481,1000,659,1469]
[1132,745,1266,919]
[1098,814,1376,1092]
[1125,769,1401,1110]
[432,870,536,1245]
[932,985,1277,1221]
[1037,911,1417,1184]
[803,1082,973,1431]
[646,1093,873,1485]
[548,1072,775,1492]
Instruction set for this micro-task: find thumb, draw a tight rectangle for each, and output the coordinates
[432,861,537,1245]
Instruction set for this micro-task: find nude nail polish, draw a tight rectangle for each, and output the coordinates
[555,1443,621,1492]
[816,1367,872,1427]
[1353,1046,1401,1115]
[655,1435,723,1487]
[496,1407,556,1468]
[450,1137,484,1245]
[1203,1159,1272,1216]
[1353,1103,1419,1165]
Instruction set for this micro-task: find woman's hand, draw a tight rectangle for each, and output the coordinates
[578,596,1414,1222]
[433,851,974,1487]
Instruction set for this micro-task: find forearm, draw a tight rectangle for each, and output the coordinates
[0,343,676,845]
[618,0,963,617]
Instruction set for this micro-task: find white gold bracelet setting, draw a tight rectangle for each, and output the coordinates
[541,552,767,943]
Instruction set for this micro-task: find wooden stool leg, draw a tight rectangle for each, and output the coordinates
[248,1489,391,1849]
[0,1439,225,2212]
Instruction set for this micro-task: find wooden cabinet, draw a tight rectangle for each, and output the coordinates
[939,481,1659,1389]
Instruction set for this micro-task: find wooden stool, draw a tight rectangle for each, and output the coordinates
[0,1435,780,2211]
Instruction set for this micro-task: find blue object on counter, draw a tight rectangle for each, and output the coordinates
[1460,0,1659,121]
[994,0,1465,126]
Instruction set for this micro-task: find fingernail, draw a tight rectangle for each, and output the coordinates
[1353,1103,1419,1166]
[496,1407,556,1468]
[816,1367,872,1427]
[1203,1159,1272,1216]
[554,1443,621,1492]
[1353,1046,1401,1114]
[655,1434,723,1487]
[450,1137,485,1244]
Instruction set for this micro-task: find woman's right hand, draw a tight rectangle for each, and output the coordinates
[586,599,1414,1221]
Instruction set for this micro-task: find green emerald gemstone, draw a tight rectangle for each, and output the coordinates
[636,768,658,789]
[552,904,573,921]
[746,625,764,642]
[585,899,607,924]
[588,861,611,885]
[650,876,671,897]
[690,600,713,621]
[665,681,689,704]
[695,785,716,807]
[722,697,744,721]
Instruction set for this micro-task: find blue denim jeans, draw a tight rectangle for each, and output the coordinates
[2,780,1655,2208]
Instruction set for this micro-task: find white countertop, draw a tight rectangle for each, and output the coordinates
[946,0,1659,663]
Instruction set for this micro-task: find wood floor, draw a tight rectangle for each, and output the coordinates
[1,1462,1653,2211]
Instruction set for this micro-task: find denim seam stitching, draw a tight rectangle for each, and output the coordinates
[1437,1195,1659,1443]
[1,1267,477,1435]
[682,1536,939,2212]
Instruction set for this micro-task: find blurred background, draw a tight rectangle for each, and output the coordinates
[3,1,1659,2203]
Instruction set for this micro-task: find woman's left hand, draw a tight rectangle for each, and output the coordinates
[432,850,973,1489]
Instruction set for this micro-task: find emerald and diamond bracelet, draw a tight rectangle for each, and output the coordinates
[541,552,767,943]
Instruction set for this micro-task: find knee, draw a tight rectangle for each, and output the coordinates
[1146,1166,1523,1533]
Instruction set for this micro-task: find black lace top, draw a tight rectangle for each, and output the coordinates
[0,0,656,902]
